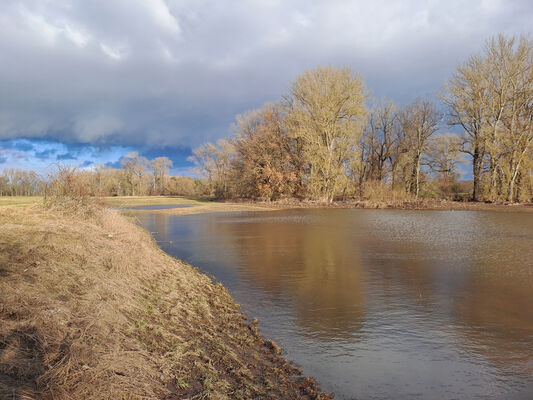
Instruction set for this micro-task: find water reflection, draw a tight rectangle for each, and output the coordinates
[136,209,533,400]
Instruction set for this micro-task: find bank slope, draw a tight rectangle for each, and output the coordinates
[0,205,330,399]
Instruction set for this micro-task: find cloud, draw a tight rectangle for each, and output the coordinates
[0,137,192,174]
[35,148,58,159]
[104,160,121,169]
[80,160,94,167]
[1,139,34,151]
[0,0,531,153]
[73,114,123,142]
[56,152,77,161]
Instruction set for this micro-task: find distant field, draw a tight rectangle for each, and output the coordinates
[0,196,206,208]
[0,196,42,206]
[102,195,205,207]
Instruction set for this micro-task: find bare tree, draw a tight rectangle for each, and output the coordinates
[442,52,488,201]
[399,99,441,197]
[285,66,367,203]
[188,139,234,197]
[443,34,533,202]
[365,100,398,181]
[121,152,149,196]
[424,133,464,198]
[151,157,173,195]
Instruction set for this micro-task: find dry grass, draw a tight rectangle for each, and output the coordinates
[203,198,533,213]
[0,205,330,399]
[345,198,533,211]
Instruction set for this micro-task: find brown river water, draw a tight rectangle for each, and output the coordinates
[135,208,533,400]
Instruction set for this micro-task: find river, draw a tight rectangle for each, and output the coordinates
[135,208,533,400]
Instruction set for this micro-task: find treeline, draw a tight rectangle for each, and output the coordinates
[189,34,533,203]
[0,153,209,197]
[2,35,532,203]
[0,168,44,196]
[71,152,207,196]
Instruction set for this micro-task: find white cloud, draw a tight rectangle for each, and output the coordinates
[145,0,180,34]
[20,6,62,44]
[100,42,126,60]
[64,24,90,47]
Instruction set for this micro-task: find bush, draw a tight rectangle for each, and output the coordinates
[43,164,102,217]
[361,180,412,202]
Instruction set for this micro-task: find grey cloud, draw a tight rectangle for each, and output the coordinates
[0,0,531,150]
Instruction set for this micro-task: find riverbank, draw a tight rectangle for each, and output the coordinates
[107,195,533,216]
[2,195,531,215]
[0,204,331,399]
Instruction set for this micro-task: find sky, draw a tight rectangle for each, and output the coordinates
[0,0,532,175]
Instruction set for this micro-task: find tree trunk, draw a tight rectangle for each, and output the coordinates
[409,153,421,197]
[472,147,482,202]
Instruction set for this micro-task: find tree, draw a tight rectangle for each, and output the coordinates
[151,157,173,195]
[489,36,533,201]
[232,103,304,200]
[188,139,235,198]
[0,168,44,196]
[424,133,464,198]
[400,99,441,197]
[365,100,398,181]
[443,34,533,202]
[121,152,149,196]
[285,66,367,203]
[443,52,488,201]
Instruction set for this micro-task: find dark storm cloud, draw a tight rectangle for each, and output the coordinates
[0,0,532,151]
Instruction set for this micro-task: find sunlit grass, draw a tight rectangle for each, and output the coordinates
[0,196,42,207]
[102,195,205,208]
[0,203,316,399]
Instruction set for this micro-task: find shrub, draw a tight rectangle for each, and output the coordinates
[43,164,102,218]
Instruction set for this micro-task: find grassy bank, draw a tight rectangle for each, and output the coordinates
[1,195,531,214]
[0,204,330,399]
[106,196,533,216]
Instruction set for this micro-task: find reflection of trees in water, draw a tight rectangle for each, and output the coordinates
[151,209,533,382]
[366,212,533,378]
[135,213,171,240]
[211,211,367,340]
[446,212,533,378]
[154,214,170,238]
[452,264,533,378]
